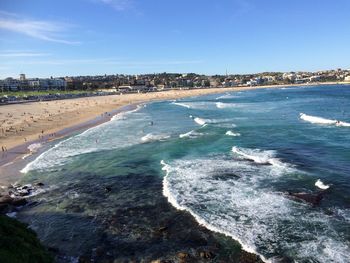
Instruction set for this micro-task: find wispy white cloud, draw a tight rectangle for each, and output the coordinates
[2,58,203,66]
[95,0,134,11]
[0,52,51,57]
[0,12,80,45]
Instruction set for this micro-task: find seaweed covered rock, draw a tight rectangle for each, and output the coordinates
[0,215,53,263]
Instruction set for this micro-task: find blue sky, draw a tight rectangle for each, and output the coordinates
[0,0,350,78]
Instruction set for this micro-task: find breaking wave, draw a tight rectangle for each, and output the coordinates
[21,107,142,173]
[231,146,287,167]
[216,94,237,100]
[141,133,170,143]
[171,102,191,109]
[179,130,203,139]
[22,143,43,160]
[216,102,238,109]
[194,117,207,126]
[161,156,350,262]
[172,101,214,110]
[300,113,350,126]
[225,131,241,137]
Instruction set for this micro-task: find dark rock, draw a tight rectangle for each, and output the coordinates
[324,209,334,216]
[78,255,92,263]
[95,246,105,257]
[18,189,31,196]
[11,198,28,206]
[199,250,214,259]
[36,182,45,187]
[239,251,265,263]
[287,192,323,206]
[47,246,60,253]
[177,252,189,259]
[0,195,13,204]
[158,226,168,232]
[0,195,27,206]
[105,186,112,192]
[0,203,10,214]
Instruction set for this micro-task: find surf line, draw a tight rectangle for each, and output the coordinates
[160,160,270,263]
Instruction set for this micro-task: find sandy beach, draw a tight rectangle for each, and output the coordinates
[0,82,349,184]
[1,82,348,153]
[0,86,264,152]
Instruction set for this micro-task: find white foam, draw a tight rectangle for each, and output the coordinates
[194,117,207,126]
[300,113,350,127]
[172,101,214,110]
[179,130,203,139]
[28,143,42,153]
[141,133,170,143]
[22,143,43,160]
[193,117,235,127]
[336,121,350,127]
[225,131,241,137]
[231,146,287,168]
[300,113,336,125]
[172,102,191,109]
[216,94,237,100]
[216,102,238,109]
[161,157,350,263]
[21,107,143,173]
[315,179,330,190]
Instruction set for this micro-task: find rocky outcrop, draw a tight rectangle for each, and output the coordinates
[286,191,324,206]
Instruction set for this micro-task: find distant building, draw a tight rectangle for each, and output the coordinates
[28,78,66,90]
[0,78,20,91]
[283,72,296,82]
[345,76,350,82]
[19,74,26,81]
[118,85,150,93]
[309,76,321,82]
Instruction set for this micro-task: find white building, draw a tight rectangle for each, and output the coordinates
[0,78,20,91]
[28,78,66,90]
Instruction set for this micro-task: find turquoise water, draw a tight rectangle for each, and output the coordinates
[18,85,350,262]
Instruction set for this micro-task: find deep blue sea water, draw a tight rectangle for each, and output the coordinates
[18,85,350,262]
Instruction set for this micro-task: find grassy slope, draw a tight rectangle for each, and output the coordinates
[0,215,53,263]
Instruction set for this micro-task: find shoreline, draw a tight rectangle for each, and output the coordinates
[1,82,349,262]
[1,82,349,184]
[0,82,350,152]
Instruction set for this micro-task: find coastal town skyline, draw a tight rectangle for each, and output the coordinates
[1,68,350,93]
[1,0,350,78]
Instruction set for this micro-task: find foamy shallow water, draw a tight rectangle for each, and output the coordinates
[18,85,350,262]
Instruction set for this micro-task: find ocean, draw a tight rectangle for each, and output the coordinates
[17,85,350,262]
